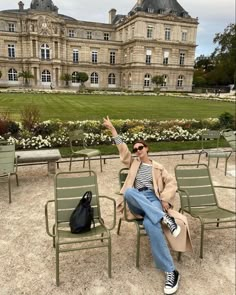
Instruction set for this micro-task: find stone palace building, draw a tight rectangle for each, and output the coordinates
[0,0,198,91]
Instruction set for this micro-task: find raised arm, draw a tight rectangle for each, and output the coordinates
[103,116,118,138]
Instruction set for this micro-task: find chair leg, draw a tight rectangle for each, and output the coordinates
[69,156,72,171]
[8,174,12,204]
[15,173,19,186]
[200,223,204,259]
[99,154,103,172]
[135,223,141,269]
[117,218,122,235]
[216,158,219,168]
[56,243,60,286]
[83,157,86,168]
[108,236,112,278]
[177,252,182,261]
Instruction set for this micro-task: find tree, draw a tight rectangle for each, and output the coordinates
[60,73,71,87]
[213,23,236,86]
[18,70,34,86]
[76,72,89,85]
[151,75,164,92]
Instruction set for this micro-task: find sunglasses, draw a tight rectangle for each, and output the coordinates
[132,145,145,153]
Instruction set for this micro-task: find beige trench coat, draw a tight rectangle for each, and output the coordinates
[116,141,193,252]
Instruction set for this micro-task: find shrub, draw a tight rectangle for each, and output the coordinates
[219,112,235,129]
[21,104,41,130]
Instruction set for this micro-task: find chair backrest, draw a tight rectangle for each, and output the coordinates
[223,130,236,151]
[175,164,218,209]
[200,130,221,149]
[0,143,15,174]
[54,170,100,225]
[69,129,86,151]
[118,168,129,189]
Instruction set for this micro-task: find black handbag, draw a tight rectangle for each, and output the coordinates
[69,191,95,234]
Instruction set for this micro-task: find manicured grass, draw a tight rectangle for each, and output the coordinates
[0,92,234,121]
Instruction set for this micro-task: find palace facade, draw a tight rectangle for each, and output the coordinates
[0,0,198,91]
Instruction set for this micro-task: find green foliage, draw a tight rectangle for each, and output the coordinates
[219,112,235,129]
[60,73,72,87]
[76,72,89,84]
[20,104,41,130]
[18,70,34,86]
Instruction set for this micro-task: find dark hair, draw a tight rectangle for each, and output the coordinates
[133,139,149,152]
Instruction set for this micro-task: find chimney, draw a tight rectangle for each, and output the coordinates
[18,1,24,11]
[109,9,116,24]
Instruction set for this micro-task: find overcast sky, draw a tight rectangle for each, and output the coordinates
[1,0,234,57]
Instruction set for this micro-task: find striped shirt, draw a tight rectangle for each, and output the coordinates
[113,135,153,190]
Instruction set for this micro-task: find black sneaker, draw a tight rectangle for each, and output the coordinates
[164,270,180,294]
[162,214,181,237]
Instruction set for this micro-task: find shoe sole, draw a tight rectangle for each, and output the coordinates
[172,225,181,238]
[164,273,180,295]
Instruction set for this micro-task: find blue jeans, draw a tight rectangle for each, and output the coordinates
[124,188,175,272]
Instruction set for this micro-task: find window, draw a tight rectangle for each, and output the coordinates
[165,28,171,40]
[72,71,79,83]
[177,75,184,87]
[41,70,51,82]
[108,73,116,85]
[92,51,97,63]
[73,49,79,63]
[163,50,169,65]
[68,30,75,37]
[162,75,168,86]
[8,44,15,58]
[144,74,151,87]
[146,49,152,64]
[8,68,17,81]
[110,51,116,64]
[182,31,187,41]
[8,23,15,32]
[91,72,98,84]
[104,33,110,40]
[179,53,185,65]
[41,44,50,60]
[147,26,153,38]
[148,8,154,13]
[87,31,92,39]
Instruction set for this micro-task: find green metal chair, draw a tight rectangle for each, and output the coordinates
[45,170,116,286]
[68,129,103,172]
[0,142,19,203]
[197,129,232,175]
[116,168,147,268]
[175,163,236,258]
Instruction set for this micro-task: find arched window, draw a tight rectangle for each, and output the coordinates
[90,72,98,84]
[177,75,184,87]
[162,75,168,86]
[41,44,50,60]
[144,73,151,87]
[8,68,18,81]
[41,70,51,82]
[72,71,79,83]
[108,73,116,85]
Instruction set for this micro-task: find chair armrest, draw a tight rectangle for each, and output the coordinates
[45,199,56,237]
[177,188,192,213]
[98,195,116,230]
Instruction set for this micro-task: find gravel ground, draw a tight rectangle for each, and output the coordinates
[0,152,235,295]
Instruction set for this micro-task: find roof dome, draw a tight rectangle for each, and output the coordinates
[30,0,58,12]
[131,0,189,17]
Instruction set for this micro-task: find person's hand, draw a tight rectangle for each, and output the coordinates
[161,200,170,212]
[103,116,114,130]
[103,116,118,137]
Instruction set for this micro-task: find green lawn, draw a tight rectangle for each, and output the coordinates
[0,92,234,121]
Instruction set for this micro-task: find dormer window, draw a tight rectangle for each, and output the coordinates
[8,23,15,32]
[68,30,75,38]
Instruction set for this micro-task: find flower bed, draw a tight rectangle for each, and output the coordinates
[0,118,222,150]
